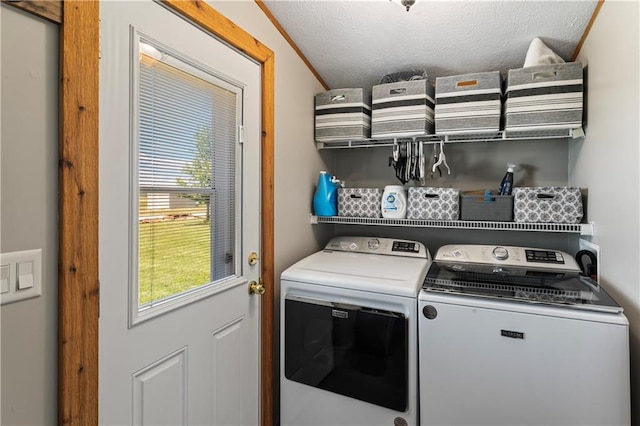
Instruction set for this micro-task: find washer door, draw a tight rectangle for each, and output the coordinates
[284,295,408,411]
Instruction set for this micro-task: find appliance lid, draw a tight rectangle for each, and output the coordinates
[423,244,622,313]
[281,239,431,298]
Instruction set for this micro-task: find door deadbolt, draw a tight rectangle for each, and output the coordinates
[248,280,265,295]
[248,252,259,266]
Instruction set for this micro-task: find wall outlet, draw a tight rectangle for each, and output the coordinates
[578,239,600,283]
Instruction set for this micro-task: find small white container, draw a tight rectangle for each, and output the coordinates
[381,185,407,219]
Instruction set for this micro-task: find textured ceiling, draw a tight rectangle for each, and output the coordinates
[261,0,598,90]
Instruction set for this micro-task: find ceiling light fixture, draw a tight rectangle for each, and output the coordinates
[391,0,416,12]
[402,0,416,11]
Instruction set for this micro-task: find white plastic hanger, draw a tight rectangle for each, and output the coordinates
[432,140,451,175]
[419,141,425,185]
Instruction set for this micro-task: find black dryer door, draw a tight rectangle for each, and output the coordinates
[284,295,408,411]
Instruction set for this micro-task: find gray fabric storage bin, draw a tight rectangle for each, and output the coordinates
[435,71,502,135]
[513,187,583,224]
[460,192,513,221]
[338,188,382,218]
[315,89,371,141]
[505,62,583,137]
[371,79,435,138]
[407,187,459,220]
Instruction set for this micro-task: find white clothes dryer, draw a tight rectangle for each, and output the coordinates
[280,236,431,426]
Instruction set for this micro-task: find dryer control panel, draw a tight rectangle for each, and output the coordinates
[324,236,430,259]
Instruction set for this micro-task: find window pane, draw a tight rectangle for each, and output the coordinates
[137,40,237,308]
[139,193,211,305]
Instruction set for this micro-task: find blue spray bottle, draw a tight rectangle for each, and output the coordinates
[313,171,339,216]
[499,163,516,196]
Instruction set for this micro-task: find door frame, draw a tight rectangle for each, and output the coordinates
[58,1,274,424]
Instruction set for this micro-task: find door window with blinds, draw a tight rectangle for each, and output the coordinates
[130,34,243,324]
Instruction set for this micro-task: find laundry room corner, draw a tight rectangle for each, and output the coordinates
[569,1,640,420]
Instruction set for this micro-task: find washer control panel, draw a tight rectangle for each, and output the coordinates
[435,244,579,272]
[324,236,429,259]
[525,249,564,264]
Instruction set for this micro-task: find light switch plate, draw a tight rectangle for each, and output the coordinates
[17,261,35,289]
[0,249,42,305]
[1,265,9,294]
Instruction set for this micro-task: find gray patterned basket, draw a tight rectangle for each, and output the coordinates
[338,188,382,218]
[513,187,583,223]
[407,187,459,220]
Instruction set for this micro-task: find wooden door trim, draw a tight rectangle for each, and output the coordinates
[58,1,100,424]
[59,1,274,425]
[1,0,63,24]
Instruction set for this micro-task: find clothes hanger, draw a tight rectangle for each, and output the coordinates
[432,140,451,175]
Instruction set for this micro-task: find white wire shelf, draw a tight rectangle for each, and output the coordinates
[310,215,594,236]
[315,128,585,149]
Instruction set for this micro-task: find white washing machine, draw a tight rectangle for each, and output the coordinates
[280,236,432,426]
[418,244,630,426]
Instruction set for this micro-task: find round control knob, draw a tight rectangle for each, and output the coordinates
[394,417,409,426]
[492,246,509,260]
[423,305,438,320]
[368,238,380,250]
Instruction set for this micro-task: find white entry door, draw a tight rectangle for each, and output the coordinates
[99,1,261,425]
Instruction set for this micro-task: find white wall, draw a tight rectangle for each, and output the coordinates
[0,5,59,425]
[569,0,640,423]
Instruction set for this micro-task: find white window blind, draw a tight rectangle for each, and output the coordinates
[136,42,238,308]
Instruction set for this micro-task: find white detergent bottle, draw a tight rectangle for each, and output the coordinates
[381,185,407,219]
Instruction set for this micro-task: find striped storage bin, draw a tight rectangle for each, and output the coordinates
[371,79,435,138]
[315,89,371,142]
[505,62,583,137]
[435,71,502,136]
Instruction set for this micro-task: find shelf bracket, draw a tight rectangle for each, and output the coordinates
[580,221,595,236]
[571,127,585,139]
